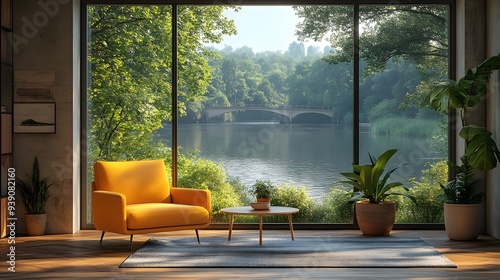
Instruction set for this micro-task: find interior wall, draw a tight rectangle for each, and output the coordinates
[486,0,500,239]
[456,0,488,233]
[13,0,78,234]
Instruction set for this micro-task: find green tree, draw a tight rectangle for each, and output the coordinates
[287,60,313,106]
[203,48,291,113]
[294,5,449,109]
[88,6,237,161]
[294,5,448,74]
[285,41,306,58]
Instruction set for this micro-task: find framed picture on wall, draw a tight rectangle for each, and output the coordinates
[14,71,55,102]
[13,102,56,134]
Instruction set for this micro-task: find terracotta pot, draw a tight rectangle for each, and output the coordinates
[356,201,395,236]
[444,203,481,241]
[257,198,270,203]
[24,213,47,236]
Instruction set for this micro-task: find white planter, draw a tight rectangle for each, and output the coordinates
[444,203,481,241]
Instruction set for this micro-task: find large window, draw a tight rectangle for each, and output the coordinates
[357,5,450,223]
[83,1,452,227]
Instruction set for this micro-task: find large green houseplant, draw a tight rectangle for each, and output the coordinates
[425,53,500,171]
[341,149,415,236]
[425,53,500,240]
[16,157,53,235]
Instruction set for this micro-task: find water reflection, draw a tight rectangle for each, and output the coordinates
[160,122,441,198]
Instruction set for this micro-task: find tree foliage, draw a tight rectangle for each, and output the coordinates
[293,5,449,109]
[88,5,237,161]
[294,5,448,73]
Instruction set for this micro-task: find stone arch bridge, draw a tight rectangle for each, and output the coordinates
[203,105,334,123]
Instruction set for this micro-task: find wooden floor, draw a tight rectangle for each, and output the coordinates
[1,229,500,279]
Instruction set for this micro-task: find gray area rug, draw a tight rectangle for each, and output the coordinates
[120,236,457,268]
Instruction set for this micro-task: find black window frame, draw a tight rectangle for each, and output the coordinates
[80,0,455,230]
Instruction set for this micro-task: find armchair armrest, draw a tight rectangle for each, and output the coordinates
[92,190,128,233]
[170,188,212,213]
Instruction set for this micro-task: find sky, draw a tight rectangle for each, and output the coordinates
[210,6,329,53]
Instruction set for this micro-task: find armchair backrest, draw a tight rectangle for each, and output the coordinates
[93,160,172,205]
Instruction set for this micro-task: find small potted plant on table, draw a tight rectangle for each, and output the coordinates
[250,180,275,210]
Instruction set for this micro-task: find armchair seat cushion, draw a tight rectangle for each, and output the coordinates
[127,203,210,230]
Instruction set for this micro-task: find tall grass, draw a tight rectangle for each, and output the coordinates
[371,117,441,137]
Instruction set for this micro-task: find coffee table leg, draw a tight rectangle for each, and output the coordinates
[228,214,234,241]
[259,215,263,246]
[288,214,295,241]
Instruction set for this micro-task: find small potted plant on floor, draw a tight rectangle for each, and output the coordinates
[340,149,416,236]
[424,53,500,240]
[16,157,53,235]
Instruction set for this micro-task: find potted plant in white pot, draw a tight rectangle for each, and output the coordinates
[16,157,53,235]
[341,149,416,236]
[425,53,500,240]
[438,155,484,240]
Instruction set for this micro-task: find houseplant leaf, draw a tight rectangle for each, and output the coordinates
[372,149,397,170]
[425,80,467,112]
[456,53,500,107]
[341,149,415,204]
[360,165,375,197]
[461,126,500,170]
[16,157,53,214]
[426,54,500,112]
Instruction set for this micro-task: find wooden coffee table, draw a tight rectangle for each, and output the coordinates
[221,206,299,246]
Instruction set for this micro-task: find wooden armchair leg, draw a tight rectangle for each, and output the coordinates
[99,231,105,244]
[129,234,134,251]
[195,229,200,244]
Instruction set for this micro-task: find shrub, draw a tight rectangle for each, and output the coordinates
[262,183,316,223]
[397,161,447,223]
[173,151,447,224]
[176,153,246,222]
[318,187,353,223]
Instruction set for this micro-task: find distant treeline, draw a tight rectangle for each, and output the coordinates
[181,42,444,129]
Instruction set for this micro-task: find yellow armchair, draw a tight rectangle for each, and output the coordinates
[92,159,211,250]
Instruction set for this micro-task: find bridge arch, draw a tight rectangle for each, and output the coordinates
[203,106,334,123]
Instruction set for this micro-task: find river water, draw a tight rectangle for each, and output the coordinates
[162,122,442,198]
